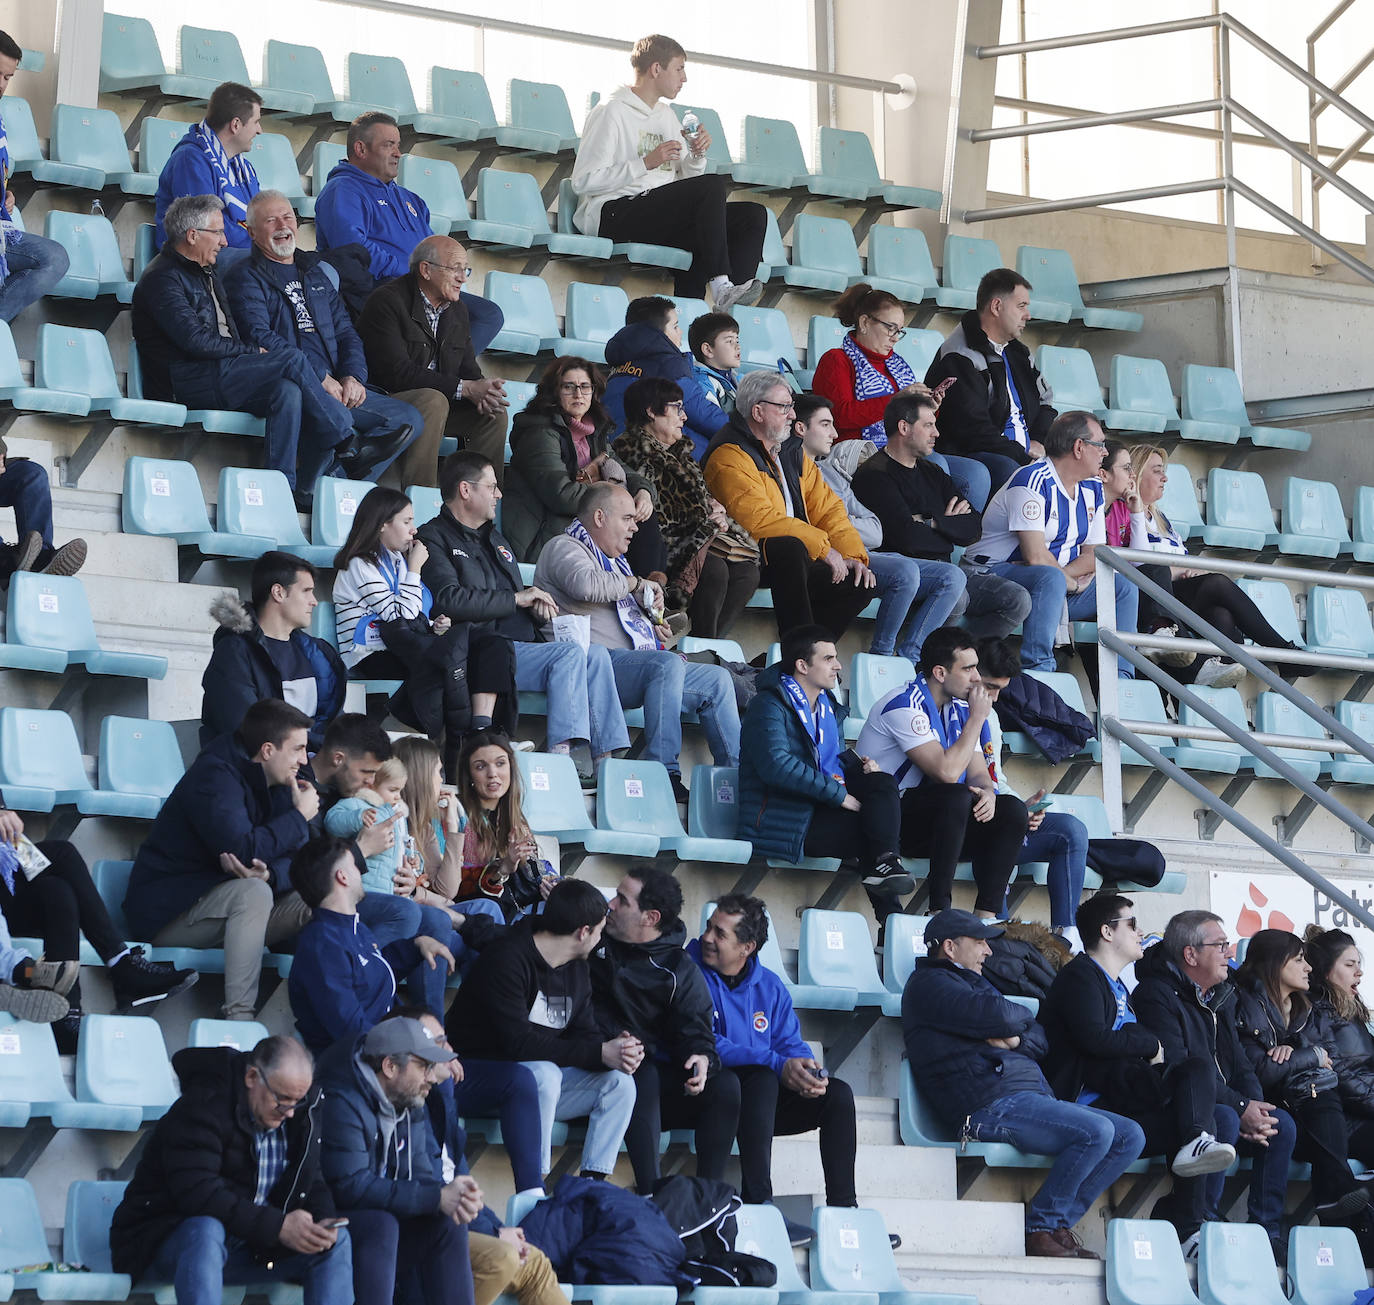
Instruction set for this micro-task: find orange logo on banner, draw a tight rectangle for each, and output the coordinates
[1235,882,1295,938]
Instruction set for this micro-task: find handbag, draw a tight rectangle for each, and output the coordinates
[1285,1062,1339,1100]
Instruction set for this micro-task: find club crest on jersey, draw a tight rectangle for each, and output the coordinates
[406,201,418,216]
[1022,500,1043,521]
[753,1011,769,1033]
[497,545,515,562]
[909,708,930,734]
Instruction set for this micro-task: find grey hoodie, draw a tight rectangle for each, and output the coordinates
[815,438,884,552]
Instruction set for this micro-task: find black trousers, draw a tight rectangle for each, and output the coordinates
[804,757,901,874]
[1290,1089,1363,1206]
[623,1060,742,1193]
[688,553,760,639]
[735,1064,857,1206]
[599,174,768,299]
[898,785,1028,913]
[759,534,873,642]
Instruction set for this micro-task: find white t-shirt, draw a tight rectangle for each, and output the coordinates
[972,458,1105,566]
[856,681,946,792]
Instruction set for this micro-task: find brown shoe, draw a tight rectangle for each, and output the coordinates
[41,538,87,577]
[28,959,80,996]
[1026,1230,1077,1258]
[13,530,42,573]
[1053,1227,1101,1260]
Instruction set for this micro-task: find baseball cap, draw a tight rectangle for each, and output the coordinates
[924,908,1005,948]
[362,1017,457,1064]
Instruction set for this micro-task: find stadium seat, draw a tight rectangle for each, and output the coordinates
[504,80,579,154]
[756,207,790,282]
[893,328,943,378]
[730,1205,829,1305]
[99,13,212,101]
[483,272,564,355]
[0,1177,133,1299]
[1105,355,1183,435]
[45,212,135,302]
[1306,586,1374,659]
[1016,246,1143,330]
[1247,693,1327,783]
[1182,365,1311,451]
[881,914,931,997]
[188,1018,271,1049]
[1350,486,1374,564]
[408,485,442,527]
[264,41,361,122]
[815,128,942,210]
[36,325,186,430]
[217,468,336,566]
[0,96,44,176]
[505,380,538,415]
[1329,701,1374,785]
[1153,466,1205,540]
[555,178,690,273]
[1172,687,1247,775]
[559,285,629,364]
[1033,346,1108,420]
[943,236,1068,321]
[811,1207,948,1305]
[0,707,99,811]
[781,215,862,293]
[514,751,658,857]
[797,910,887,1008]
[1277,478,1351,558]
[1202,469,1278,550]
[398,154,470,234]
[843,654,915,740]
[176,27,312,115]
[1002,669,1099,760]
[346,53,481,142]
[670,298,712,344]
[245,132,308,210]
[32,104,134,193]
[0,322,91,419]
[1286,1225,1366,1305]
[732,116,812,191]
[61,1182,135,1302]
[670,104,737,177]
[87,716,185,819]
[1235,579,1304,649]
[312,476,377,549]
[127,115,186,191]
[864,226,942,305]
[0,575,168,679]
[1106,1218,1200,1305]
[898,1058,958,1149]
[1114,680,1177,767]
[801,316,849,385]
[0,1013,142,1131]
[76,1014,178,1124]
[1197,1221,1286,1305]
[132,222,156,279]
[122,456,274,558]
[597,759,752,864]
[427,67,509,149]
[679,637,746,662]
[1018,792,1185,894]
[308,599,400,700]
[685,764,750,847]
[471,169,611,261]
[737,307,801,375]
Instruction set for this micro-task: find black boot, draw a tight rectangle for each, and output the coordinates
[51,1008,81,1055]
[110,947,198,1014]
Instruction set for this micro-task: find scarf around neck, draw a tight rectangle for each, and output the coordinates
[193,120,259,224]
[779,673,843,785]
[842,333,915,447]
[564,518,659,650]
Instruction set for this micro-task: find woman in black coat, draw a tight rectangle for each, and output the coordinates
[1306,926,1374,1154]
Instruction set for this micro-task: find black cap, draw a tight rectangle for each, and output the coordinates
[924,908,1005,948]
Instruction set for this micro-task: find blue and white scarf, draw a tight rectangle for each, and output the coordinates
[896,673,996,789]
[564,519,659,650]
[779,673,844,786]
[193,120,259,227]
[842,332,916,448]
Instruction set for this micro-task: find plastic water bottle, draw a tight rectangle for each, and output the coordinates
[90,198,104,218]
[681,111,700,141]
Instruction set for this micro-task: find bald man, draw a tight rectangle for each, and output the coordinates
[357,233,510,486]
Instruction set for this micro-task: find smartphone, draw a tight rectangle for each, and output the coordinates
[811,1067,829,1081]
[321,1218,349,1229]
[1027,797,1054,814]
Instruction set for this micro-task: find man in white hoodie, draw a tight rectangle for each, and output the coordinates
[572,35,767,309]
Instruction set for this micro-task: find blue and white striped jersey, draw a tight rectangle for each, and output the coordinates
[971,459,1105,566]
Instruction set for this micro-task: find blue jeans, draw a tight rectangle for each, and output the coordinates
[0,457,54,547]
[983,561,1137,675]
[522,1060,636,1176]
[0,230,70,322]
[1208,1102,1296,1239]
[461,291,504,358]
[149,1214,354,1305]
[959,568,1034,639]
[968,1091,1144,1232]
[1019,812,1089,929]
[928,452,992,513]
[451,1059,544,1191]
[607,649,740,774]
[345,1207,470,1305]
[515,640,628,756]
[867,552,967,661]
[966,450,1024,498]
[169,349,354,490]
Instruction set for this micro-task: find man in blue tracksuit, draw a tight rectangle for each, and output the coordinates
[688,893,858,1245]
[313,111,502,353]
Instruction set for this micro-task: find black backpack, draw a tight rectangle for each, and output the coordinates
[649,1175,778,1289]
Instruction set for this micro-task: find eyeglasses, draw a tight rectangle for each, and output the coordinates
[759,399,796,412]
[1081,438,1108,451]
[1109,916,1139,932]
[868,317,908,340]
[423,260,471,279]
[1194,938,1232,952]
[664,401,686,414]
[256,1070,305,1113]
[559,382,595,394]
[191,227,226,237]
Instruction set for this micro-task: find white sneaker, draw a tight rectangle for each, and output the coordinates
[713,278,762,311]
[1171,1131,1237,1178]
[1179,1231,1200,1262]
[1193,657,1246,689]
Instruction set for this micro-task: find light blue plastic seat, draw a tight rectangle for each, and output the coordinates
[1016,245,1142,330]
[1235,579,1304,648]
[83,717,184,820]
[561,285,629,364]
[2,575,167,679]
[939,236,1001,313]
[298,141,348,218]
[93,859,237,978]
[514,751,657,856]
[409,485,442,527]
[737,307,801,375]
[133,223,156,279]
[122,456,272,557]
[1033,346,1108,420]
[1247,692,1327,782]
[398,154,469,235]
[428,67,506,148]
[128,342,264,439]
[131,115,187,190]
[37,325,186,428]
[797,910,887,1008]
[471,169,611,261]
[188,1018,270,1049]
[34,104,133,192]
[1197,1221,1285,1305]
[1347,486,1374,564]
[898,1058,957,1148]
[1002,669,1099,760]
[45,212,134,302]
[0,1013,135,1131]
[781,215,861,293]
[685,765,751,851]
[756,207,789,282]
[0,322,90,419]
[843,653,915,740]
[76,1014,177,1125]
[245,132,307,209]
[346,53,480,141]
[1018,792,1180,894]
[1154,465,1204,540]
[670,298,712,344]
[1106,1218,1200,1305]
[61,1182,136,1301]
[670,105,737,177]
[505,380,538,415]
[176,27,311,115]
[217,467,335,566]
[1277,478,1351,558]
[264,41,358,121]
[308,599,400,698]
[881,914,931,995]
[99,14,207,100]
[0,1177,133,1299]
[555,178,688,272]
[732,1204,872,1305]
[1182,365,1311,452]
[483,272,564,355]
[811,1207,950,1305]
[312,477,381,549]
[1173,687,1247,775]
[597,759,751,864]
[0,96,44,175]
[864,226,941,305]
[804,316,851,384]
[504,80,579,154]
[1329,702,1374,785]
[1114,680,1177,767]
[1105,355,1182,434]
[700,899,851,1012]
[893,328,943,378]
[816,128,942,210]
[1307,585,1374,658]
[1203,469,1278,550]
[1286,1225,1366,1305]
[679,637,746,662]
[733,116,811,191]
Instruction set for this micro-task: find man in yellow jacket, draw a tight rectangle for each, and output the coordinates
[703,371,875,638]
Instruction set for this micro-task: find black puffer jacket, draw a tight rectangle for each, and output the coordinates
[982,932,1060,1002]
[1310,996,1374,1122]
[1232,979,1326,1102]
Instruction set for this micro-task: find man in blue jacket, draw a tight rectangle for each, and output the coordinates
[228,190,422,494]
[154,81,262,251]
[902,909,1145,1258]
[313,111,503,353]
[125,699,317,1021]
[319,1016,482,1305]
[689,894,858,1246]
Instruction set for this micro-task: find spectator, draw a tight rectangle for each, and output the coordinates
[319,1016,480,1305]
[903,909,1144,1258]
[685,311,740,459]
[321,758,412,899]
[125,699,317,1021]
[963,410,1138,675]
[417,451,629,786]
[852,392,1032,644]
[505,355,661,573]
[133,195,357,499]
[689,895,860,1245]
[444,878,639,1183]
[0,438,86,584]
[533,483,741,803]
[201,551,345,750]
[704,371,875,640]
[393,735,467,909]
[228,190,421,492]
[613,375,759,637]
[0,902,73,1024]
[1232,930,1374,1231]
[0,808,196,1051]
[356,234,510,486]
[310,712,402,872]
[572,35,766,306]
[332,485,515,770]
[800,393,963,663]
[602,296,727,446]
[856,627,1028,918]
[110,1035,352,1301]
[154,81,262,251]
[1099,438,1135,550]
[314,111,503,350]
[925,267,1056,492]
[737,624,911,899]
[1132,911,1298,1261]
[1039,894,1237,1248]
[591,867,737,1194]
[0,31,70,322]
